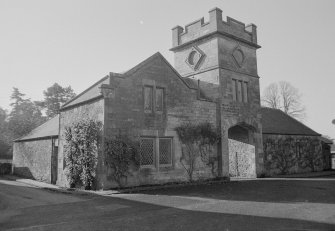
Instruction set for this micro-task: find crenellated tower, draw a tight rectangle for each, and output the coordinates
[171,7,260,87]
[171,8,264,177]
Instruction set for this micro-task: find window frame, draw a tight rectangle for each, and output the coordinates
[143,85,154,113]
[139,136,174,169]
[158,137,173,167]
[232,78,249,103]
[155,87,164,113]
[139,137,156,168]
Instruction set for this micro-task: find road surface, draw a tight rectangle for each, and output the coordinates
[1,176,335,230]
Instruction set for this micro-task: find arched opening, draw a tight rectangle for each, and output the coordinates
[228,124,256,178]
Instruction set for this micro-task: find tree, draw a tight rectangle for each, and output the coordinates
[8,88,45,139]
[0,107,11,158]
[37,83,76,118]
[262,81,306,121]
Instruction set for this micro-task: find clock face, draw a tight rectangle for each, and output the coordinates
[185,46,204,70]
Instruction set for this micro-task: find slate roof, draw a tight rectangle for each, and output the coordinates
[261,107,320,136]
[62,76,110,109]
[14,115,59,142]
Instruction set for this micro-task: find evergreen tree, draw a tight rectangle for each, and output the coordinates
[8,88,45,139]
[0,107,11,158]
[37,83,76,118]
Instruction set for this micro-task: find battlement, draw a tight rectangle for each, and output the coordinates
[171,7,258,49]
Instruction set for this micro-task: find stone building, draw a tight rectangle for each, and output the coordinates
[12,115,59,183]
[12,8,330,188]
[261,108,330,175]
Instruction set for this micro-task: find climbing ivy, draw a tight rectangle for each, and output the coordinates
[264,136,323,175]
[175,122,220,181]
[64,119,102,190]
[105,135,140,187]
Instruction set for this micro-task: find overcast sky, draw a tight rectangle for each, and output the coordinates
[1,0,334,138]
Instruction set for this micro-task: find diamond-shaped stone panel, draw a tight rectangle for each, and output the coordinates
[232,45,245,68]
[185,46,205,70]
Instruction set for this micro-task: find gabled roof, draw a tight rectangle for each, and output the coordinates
[60,52,210,110]
[14,115,59,142]
[261,107,320,136]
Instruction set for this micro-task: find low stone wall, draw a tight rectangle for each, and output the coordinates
[13,139,53,183]
[229,139,256,178]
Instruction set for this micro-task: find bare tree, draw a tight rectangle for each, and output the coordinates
[262,81,306,121]
[262,83,280,109]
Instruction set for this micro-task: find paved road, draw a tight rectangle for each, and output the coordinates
[1,177,335,230]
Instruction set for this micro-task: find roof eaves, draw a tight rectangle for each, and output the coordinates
[14,135,59,143]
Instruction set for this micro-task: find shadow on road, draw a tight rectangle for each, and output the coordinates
[137,179,335,204]
[1,178,335,230]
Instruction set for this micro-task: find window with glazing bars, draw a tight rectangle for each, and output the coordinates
[140,138,155,166]
[159,138,172,166]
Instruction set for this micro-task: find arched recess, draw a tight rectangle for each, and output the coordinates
[228,123,257,178]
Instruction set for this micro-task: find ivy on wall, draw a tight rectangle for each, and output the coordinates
[264,136,323,175]
[105,135,140,188]
[175,122,220,181]
[64,119,102,190]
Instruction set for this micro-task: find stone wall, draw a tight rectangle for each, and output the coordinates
[13,139,53,183]
[263,134,324,176]
[228,139,256,178]
[57,99,104,187]
[101,54,219,189]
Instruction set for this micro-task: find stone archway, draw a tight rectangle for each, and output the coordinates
[228,124,256,178]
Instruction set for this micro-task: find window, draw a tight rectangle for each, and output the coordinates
[144,85,165,113]
[242,82,248,103]
[159,138,172,166]
[232,79,237,101]
[232,79,248,103]
[140,138,155,166]
[139,137,173,168]
[237,80,242,102]
[155,88,164,112]
[144,86,153,112]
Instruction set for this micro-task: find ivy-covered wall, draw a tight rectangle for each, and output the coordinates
[263,134,324,176]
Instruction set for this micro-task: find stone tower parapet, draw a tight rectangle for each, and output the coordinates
[171,7,258,50]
